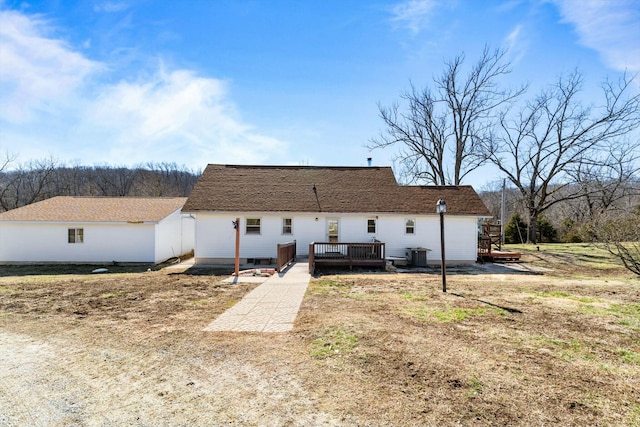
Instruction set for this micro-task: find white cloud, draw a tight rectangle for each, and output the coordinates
[390,0,439,34]
[93,2,130,13]
[504,24,527,65]
[0,9,101,122]
[550,0,640,72]
[0,8,287,169]
[86,67,285,166]
[505,24,522,51]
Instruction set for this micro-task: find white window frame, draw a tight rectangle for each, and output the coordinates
[245,218,261,235]
[327,218,339,243]
[68,228,84,243]
[405,219,415,234]
[367,218,376,234]
[282,218,293,235]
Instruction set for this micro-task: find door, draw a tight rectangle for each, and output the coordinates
[327,218,339,243]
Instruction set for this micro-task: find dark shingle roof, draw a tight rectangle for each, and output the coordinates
[0,197,187,223]
[183,165,490,216]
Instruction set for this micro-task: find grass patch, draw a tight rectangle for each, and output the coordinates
[99,292,118,298]
[404,305,506,323]
[433,307,486,322]
[403,306,431,322]
[310,329,358,359]
[534,291,600,303]
[309,278,351,294]
[0,286,19,295]
[467,375,484,397]
[628,404,640,426]
[578,302,640,331]
[535,291,570,298]
[317,278,349,288]
[615,348,640,365]
[225,299,239,308]
[535,337,596,362]
[504,243,623,271]
[399,291,429,301]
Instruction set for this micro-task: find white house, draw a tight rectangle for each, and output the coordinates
[182,165,492,267]
[0,197,194,264]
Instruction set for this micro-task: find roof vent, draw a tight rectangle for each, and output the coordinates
[367,157,372,167]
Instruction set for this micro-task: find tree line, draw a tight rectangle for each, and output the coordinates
[479,179,640,275]
[480,178,639,242]
[0,155,200,212]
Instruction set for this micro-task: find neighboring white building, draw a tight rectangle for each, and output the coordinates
[0,197,194,264]
[182,164,492,267]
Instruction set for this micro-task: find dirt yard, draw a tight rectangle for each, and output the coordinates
[1,250,639,426]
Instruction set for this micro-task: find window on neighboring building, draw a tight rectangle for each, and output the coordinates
[68,228,84,243]
[367,219,376,234]
[405,219,415,234]
[246,218,261,234]
[282,218,292,234]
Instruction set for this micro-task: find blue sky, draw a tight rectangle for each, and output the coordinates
[1,0,638,189]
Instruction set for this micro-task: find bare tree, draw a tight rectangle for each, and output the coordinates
[568,139,640,221]
[594,209,640,276]
[0,149,17,212]
[484,71,640,243]
[370,46,525,185]
[0,157,58,211]
[93,166,139,196]
[136,162,200,196]
[0,149,16,174]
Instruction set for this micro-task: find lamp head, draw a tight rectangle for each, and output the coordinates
[436,199,447,214]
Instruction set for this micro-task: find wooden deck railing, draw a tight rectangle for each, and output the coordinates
[276,240,296,272]
[478,236,492,256]
[308,241,386,274]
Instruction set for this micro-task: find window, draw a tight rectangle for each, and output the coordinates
[405,219,415,234]
[367,219,376,234]
[246,218,261,234]
[282,218,292,234]
[328,218,339,243]
[68,228,84,243]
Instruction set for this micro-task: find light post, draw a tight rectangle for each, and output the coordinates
[233,218,240,279]
[436,199,447,292]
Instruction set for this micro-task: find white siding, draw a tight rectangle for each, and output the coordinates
[328,214,478,263]
[193,212,479,264]
[194,213,324,260]
[154,209,195,263]
[181,215,195,254]
[0,222,156,263]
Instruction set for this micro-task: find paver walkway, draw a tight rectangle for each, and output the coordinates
[203,262,311,332]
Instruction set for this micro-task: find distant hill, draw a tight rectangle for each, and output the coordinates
[0,162,200,212]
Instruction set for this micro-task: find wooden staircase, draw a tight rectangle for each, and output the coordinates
[478,223,521,262]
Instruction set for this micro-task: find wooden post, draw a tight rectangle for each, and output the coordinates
[234,217,240,277]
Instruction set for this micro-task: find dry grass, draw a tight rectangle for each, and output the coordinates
[0,247,638,426]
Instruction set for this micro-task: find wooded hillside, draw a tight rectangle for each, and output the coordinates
[0,158,200,212]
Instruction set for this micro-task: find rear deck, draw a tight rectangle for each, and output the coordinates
[478,236,521,262]
[478,249,522,262]
[309,242,386,275]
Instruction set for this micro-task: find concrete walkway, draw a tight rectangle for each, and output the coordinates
[203,262,311,333]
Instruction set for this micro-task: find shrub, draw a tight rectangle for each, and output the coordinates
[504,213,527,244]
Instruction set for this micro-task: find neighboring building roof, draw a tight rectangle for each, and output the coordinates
[183,164,491,216]
[0,197,187,223]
